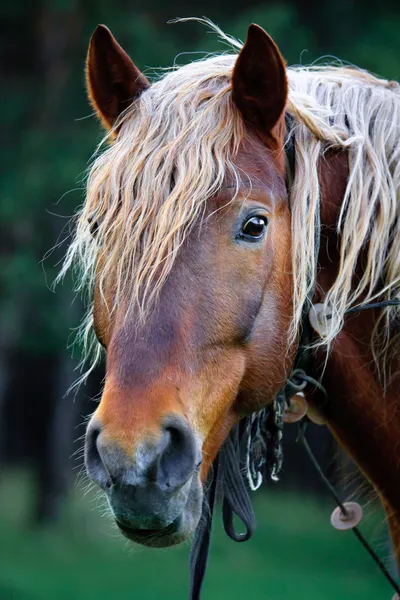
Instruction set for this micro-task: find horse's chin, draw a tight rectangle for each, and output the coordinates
[117,515,192,547]
[114,475,203,548]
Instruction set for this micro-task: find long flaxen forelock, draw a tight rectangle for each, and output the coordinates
[61,55,246,342]
[61,25,400,374]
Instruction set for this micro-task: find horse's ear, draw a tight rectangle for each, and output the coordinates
[232,24,288,138]
[86,25,150,130]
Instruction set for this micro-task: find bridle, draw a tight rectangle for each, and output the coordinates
[189,117,400,600]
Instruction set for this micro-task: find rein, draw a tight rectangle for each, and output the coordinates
[189,117,400,599]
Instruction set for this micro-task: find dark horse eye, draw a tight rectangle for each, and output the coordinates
[241,216,268,239]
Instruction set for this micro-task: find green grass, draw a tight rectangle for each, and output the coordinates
[0,471,394,600]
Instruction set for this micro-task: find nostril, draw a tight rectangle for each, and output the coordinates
[85,421,113,490]
[157,416,197,491]
[166,424,187,456]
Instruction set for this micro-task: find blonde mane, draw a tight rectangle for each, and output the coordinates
[61,26,400,372]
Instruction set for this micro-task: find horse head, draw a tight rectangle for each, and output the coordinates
[82,24,295,547]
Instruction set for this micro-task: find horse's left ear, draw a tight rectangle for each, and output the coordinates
[232,24,288,138]
[86,24,150,131]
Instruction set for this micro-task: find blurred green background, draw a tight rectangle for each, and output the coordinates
[1,1,399,599]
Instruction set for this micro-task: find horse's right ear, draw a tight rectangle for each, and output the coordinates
[86,25,149,131]
[232,24,287,140]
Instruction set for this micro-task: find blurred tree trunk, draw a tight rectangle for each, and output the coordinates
[31,3,84,522]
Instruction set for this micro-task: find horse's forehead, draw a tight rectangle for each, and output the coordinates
[226,133,287,194]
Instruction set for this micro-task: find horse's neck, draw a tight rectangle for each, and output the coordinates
[314,148,400,559]
[317,336,400,505]
[317,333,400,557]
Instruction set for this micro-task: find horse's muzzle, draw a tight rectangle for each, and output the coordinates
[84,414,203,546]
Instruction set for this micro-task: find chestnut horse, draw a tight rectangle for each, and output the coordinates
[62,19,400,589]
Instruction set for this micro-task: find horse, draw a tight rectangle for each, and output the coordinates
[62,19,400,594]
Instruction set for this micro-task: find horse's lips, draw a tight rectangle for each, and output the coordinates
[112,467,204,547]
[116,514,183,544]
